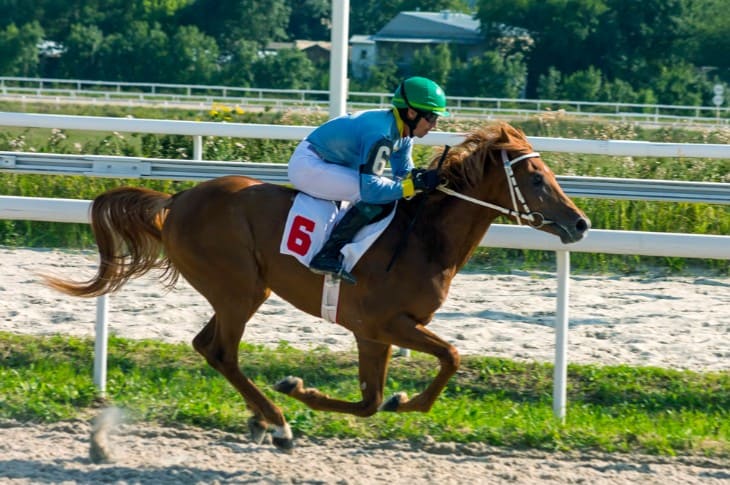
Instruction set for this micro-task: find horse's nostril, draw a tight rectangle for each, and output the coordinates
[576,218,590,233]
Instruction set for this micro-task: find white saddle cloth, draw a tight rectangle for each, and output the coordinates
[280,193,396,272]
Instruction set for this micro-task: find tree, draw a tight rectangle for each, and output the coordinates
[595,0,686,83]
[682,0,730,78]
[476,0,608,96]
[352,59,400,93]
[475,0,691,98]
[253,48,315,89]
[220,40,258,87]
[561,67,603,101]
[55,23,104,79]
[285,0,330,41]
[652,62,709,106]
[0,22,44,76]
[168,25,220,84]
[448,51,527,98]
[178,0,290,52]
[97,22,171,82]
[409,44,452,89]
[536,67,562,100]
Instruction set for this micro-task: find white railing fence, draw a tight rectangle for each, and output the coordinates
[1,113,728,419]
[2,76,729,126]
[3,111,730,163]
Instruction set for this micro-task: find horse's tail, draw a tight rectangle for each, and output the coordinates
[44,186,179,298]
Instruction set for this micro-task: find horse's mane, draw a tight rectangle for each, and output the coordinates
[403,122,534,264]
[434,121,534,192]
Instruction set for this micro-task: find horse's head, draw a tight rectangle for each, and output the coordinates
[437,122,590,244]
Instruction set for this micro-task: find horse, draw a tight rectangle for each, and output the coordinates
[44,121,590,451]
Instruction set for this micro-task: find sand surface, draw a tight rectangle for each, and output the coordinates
[1,247,728,484]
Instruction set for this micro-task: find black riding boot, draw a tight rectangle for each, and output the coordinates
[309,202,385,284]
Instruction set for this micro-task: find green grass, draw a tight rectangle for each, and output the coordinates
[1,332,727,457]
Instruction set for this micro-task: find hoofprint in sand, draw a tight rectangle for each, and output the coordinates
[2,247,729,484]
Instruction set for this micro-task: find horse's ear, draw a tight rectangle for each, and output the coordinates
[498,121,522,141]
[494,121,513,145]
[496,122,530,151]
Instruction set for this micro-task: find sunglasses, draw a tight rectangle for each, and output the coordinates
[419,110,439,124]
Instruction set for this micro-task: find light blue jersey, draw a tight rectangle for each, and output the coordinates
[305,109,413,204]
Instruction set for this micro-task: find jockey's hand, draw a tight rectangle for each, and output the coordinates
[411,168,441,192]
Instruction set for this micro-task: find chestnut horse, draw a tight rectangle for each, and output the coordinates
[45,122,589,450]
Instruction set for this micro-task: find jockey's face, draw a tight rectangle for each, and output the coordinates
[406,108,439,138]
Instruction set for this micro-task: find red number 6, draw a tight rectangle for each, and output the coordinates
[286,215,315,256]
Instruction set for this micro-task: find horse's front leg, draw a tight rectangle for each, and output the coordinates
[274,337,391,416]
[376,314,460,413]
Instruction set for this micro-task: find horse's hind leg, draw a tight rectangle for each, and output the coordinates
[274,337,392,416]
[192,301,293,450]
[192,315,267,443]
[375,315,460,414]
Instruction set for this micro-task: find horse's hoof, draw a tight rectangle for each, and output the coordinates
[379,392,407,412]
[271,423,294,452]
[247,416,268,445]
[274,376,302,395]
[272,436,294,452]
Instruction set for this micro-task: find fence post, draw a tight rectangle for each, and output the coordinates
[193,135,203,160]
[553,250,570,421]
[94,294,109,396]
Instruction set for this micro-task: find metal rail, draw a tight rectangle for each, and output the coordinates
[2,151,728,205]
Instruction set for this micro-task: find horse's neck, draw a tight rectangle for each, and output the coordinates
[422,193,500,271]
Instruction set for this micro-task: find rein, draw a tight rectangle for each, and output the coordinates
[437,150,552,228]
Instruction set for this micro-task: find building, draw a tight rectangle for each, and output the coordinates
[350,10,484,79]
[262,40,332,65]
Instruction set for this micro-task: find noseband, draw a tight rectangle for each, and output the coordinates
[437,150,553,228]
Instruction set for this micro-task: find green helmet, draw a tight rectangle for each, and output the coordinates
[392,76,450,117]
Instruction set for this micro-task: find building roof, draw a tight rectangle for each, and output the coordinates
[350,35,375,45]
[374,11,482,44]
[265,40,331,52]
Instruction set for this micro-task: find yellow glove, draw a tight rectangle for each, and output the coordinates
[401,177,416,199]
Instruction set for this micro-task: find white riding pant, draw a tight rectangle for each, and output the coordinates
[288,140,361,202]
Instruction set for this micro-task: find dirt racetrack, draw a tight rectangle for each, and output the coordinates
[1,419,728,484]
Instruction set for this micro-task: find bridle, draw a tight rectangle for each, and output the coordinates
[436,149,553,228]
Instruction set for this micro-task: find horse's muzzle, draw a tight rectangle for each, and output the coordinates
[558,215,591,244]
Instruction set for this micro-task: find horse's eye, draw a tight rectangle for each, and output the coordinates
[531,173,544,187]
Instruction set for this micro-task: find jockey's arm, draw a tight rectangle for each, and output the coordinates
[389,138,414,180]
[359,172,407,204]
[358,136,416,203]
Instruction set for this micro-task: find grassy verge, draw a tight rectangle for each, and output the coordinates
[1,332,727,457]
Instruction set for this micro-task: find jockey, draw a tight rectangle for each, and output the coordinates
[287,76,450,284]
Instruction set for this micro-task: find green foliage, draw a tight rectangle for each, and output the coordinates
[1,0,727,104]
[409,44,452,89]
[253,48,316,90]
[286,0,331,41]
[1,332,728,455]
[476,0,724,103]
[0,21,44,77]
[177,0,291,52]
[683,0,730,78]
[168,25,221,84]
[449,52,527,98]
[56,24,104,80]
